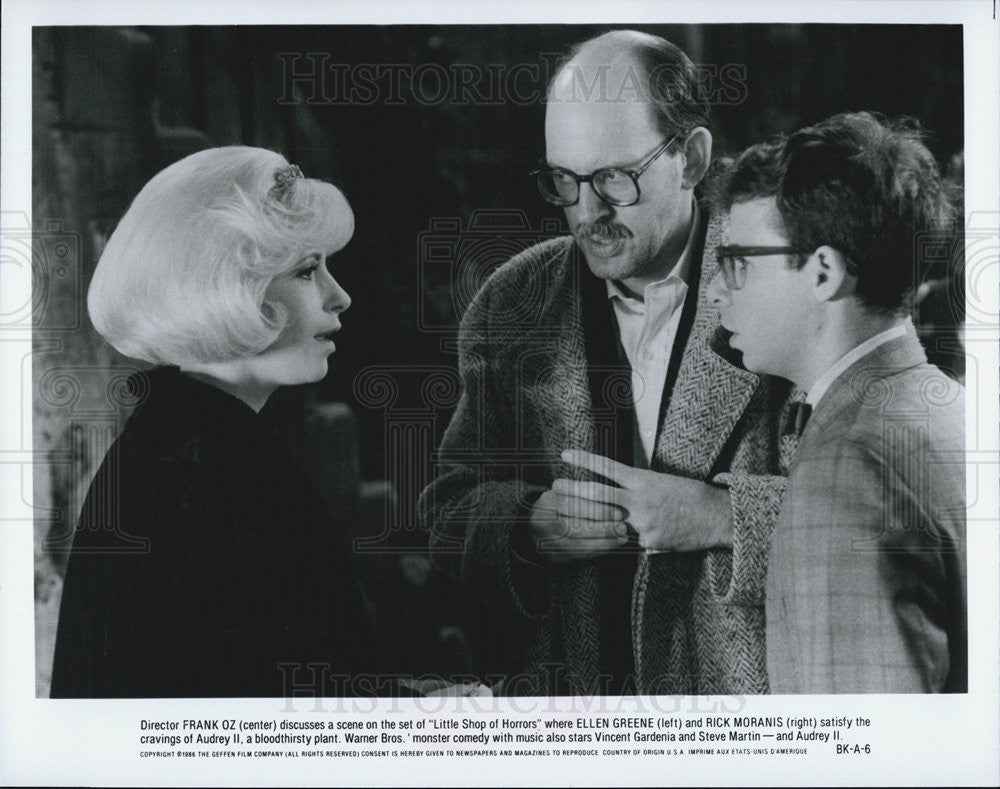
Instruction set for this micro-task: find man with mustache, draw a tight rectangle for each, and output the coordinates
[421,30,795,695]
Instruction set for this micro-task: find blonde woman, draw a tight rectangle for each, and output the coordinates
[50,147,372,697]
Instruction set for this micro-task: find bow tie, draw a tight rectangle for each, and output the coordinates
[782,401,812,438]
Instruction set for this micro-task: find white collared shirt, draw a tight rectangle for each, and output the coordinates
[606,202,700,466]
[806,321,911,408]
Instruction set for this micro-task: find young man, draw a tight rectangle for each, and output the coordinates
[709,113,966,692]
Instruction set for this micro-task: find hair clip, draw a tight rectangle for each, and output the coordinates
[271,164,304,196]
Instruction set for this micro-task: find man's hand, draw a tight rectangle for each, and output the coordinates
[555,449,734,552]
[529,487,629,563]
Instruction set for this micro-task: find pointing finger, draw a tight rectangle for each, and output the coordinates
[560,449,640,489]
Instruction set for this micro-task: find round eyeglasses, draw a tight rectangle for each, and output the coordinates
[532,134,680,208]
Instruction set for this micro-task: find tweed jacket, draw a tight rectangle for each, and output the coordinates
[421,210,797,695]
[766,328,966,693]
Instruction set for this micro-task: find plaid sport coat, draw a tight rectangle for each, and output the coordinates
[766,327,967,692]
[421,209,798,695]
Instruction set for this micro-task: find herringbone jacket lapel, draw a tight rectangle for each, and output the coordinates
[654,210,759,475]
[633,210,761,690]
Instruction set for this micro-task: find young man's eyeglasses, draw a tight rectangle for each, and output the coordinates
[532,134,680,208]
[714,245,808,290]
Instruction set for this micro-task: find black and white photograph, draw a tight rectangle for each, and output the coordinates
[1,0,998,786]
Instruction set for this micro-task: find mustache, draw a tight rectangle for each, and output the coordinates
[573,221,632,242]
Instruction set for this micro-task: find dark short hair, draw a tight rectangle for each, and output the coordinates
[550,30,712,138]
[712,112,955,313]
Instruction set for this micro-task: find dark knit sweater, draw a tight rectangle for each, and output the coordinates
[51,368,373,698]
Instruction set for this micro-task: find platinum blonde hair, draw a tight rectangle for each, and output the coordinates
[88,146,354,364]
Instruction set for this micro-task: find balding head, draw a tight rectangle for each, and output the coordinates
[548,30,711,140]
[540,30,714,292]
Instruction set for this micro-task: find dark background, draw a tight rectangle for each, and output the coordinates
[32,24,965,691]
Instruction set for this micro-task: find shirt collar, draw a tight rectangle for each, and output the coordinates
[806,321,911,407]
[606,201,700,303]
